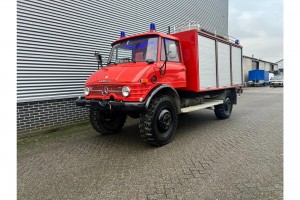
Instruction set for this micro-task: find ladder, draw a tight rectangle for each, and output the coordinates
[169,21,238,44]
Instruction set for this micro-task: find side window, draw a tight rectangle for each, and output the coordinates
[161,38,181,62]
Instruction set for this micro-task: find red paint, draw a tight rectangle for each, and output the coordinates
[86,62,153,84]
[85,29,242,102]
[172,29,199,91]
[112,32,179,46]
[154,37,186,89]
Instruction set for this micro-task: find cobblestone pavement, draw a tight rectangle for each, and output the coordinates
[18,87,283,200]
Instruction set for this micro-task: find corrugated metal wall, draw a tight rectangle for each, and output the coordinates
[17,0,228,103]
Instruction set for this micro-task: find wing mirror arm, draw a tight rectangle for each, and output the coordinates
[94,51,103,69]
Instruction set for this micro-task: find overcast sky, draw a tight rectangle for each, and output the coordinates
[229,0,283,63]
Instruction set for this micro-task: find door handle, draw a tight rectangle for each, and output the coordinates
[180,68,186,71]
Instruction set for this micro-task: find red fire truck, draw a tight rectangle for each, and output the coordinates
[76,22,243,146]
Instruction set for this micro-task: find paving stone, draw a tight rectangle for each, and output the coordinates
[18,87,283,199]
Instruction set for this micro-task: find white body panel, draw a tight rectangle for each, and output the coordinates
[198,35,217,90]
[231,46,243,85]
[217,42,231,87]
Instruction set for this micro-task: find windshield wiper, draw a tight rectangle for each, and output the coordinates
[107,61,117,65]
[146,59,154,64]
[119,57,136,63]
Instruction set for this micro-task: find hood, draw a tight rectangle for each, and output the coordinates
[86,62,153,85]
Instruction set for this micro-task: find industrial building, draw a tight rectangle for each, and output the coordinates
[276,59,284,76]
[243,55,279,82]
[17,0,230,134]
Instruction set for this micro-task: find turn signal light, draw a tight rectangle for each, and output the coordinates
[140,79,148,84]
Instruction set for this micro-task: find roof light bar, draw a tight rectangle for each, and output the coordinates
[150,23,156,32]
[120,31,126,38]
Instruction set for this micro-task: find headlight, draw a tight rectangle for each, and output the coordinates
[84,87,90,96]
[122,86,130,97]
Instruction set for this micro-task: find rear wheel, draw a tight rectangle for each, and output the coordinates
[139,95,178,146]
[89,110,127,135]
[214,97,233,119]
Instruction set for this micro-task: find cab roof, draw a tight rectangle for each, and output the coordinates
[111,31,179,46]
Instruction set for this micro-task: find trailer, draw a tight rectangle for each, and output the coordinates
[76,22,243,146]
[247,70,269,86]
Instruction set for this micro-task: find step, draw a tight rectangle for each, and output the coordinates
[180,100,224,113]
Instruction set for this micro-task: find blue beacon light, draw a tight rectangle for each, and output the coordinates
[150,23,156,32]
[120,31,126,38]
[235,39,240,45]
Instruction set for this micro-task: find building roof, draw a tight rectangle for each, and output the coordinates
[275,59,284,64]
[243,55,279,65]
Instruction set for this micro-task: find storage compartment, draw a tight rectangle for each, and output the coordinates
[198,35,217,90]
[231,46,243,85]
[173,29,243,92]
[217,42,231,87]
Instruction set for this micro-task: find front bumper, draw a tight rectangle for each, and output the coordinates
[270,82,283,87]
[75,98,145,111]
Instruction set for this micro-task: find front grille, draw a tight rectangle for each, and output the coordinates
[90,85,122,96]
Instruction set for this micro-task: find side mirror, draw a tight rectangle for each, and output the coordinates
[94,51,102,69]
[168,44,177,59]
[94,51,102,62]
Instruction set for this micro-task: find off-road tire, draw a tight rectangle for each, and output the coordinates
[214,97,233,119]
[89,109,127,135]
[139,95,178,146]
[128,112,141,119]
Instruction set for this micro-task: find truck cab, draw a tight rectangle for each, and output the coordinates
[84,31,186,103]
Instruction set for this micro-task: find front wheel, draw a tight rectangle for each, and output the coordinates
[214,97,233,119]
[139,95,178,146]
[89,110,127,135]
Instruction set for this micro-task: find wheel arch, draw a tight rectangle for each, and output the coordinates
[229,88,237,104]
[216,88,237,104]
[145,84,181,113]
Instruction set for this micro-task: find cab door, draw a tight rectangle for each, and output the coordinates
[158,38,186,88]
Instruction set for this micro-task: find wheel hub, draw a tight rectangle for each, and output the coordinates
[158,109,172,131]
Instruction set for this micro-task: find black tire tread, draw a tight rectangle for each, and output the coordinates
[214,97,232,120]
[89,110,126,135]
[139,95,177,146]
[214,105,229,119]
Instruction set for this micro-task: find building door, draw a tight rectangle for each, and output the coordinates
[252,61,259,70]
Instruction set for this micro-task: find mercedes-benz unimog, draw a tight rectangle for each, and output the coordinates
[76,22,243,146]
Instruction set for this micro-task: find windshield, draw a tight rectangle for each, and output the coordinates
[107,36,158,65]
[272,76,283,80]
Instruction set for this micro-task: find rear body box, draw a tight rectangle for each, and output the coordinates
[172,29,243,92]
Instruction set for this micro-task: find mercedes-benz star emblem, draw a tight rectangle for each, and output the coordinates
[102,86,109,95]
